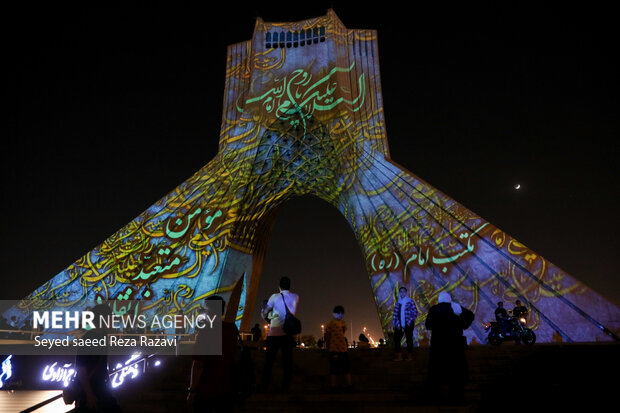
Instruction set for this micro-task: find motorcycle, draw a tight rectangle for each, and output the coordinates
[485,316,536,345]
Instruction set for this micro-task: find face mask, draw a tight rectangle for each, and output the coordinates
[333,313,343,320]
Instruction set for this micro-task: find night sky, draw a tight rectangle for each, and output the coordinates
[3,3,618,340]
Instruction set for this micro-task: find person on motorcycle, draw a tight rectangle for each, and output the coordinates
[512,300,528,319]
[494,302,508,321]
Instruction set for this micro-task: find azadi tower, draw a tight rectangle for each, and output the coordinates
[6,10,619,343]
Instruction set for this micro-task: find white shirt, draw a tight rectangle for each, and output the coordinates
[262,290,299,336]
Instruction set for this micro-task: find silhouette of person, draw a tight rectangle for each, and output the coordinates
[425,291,474,404]
[324,305,352,391]
[188,296,239,413]
[73,303,122,412]
[259,276,299,392]
[251,323,262,342]
[392,286,418,361]
[356,332,369,348]
[512,300,528,319]
[494,301,510,335]
[494,301,508,321]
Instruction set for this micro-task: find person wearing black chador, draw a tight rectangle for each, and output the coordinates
[425,291,474,404]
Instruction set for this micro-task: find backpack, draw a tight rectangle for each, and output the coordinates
[280,293,301,335]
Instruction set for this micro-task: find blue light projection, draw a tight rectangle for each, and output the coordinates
[3,10,619,343]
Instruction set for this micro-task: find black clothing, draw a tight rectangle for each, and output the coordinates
[494,307,508,321]
[191,321,239,412]
[193,321,239,391]
[74,330,121,413]
[426,303,474,348]
[261,335,294,390]
[513,306,528,318]
[393,324,414,353]
[425,302,474,402]
[251,325,262,342]
[328,352,350,375]
[495,306,510,334]
[74,355,108,405]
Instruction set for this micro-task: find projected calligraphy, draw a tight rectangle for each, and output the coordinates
[4,9,618,344]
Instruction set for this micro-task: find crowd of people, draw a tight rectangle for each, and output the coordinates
[186,279,501,410]
[16,275,528,412]
[494,299,530,336]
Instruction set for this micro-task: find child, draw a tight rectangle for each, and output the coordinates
[324,305,352,391]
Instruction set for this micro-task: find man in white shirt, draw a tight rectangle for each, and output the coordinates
[259,276,299,392]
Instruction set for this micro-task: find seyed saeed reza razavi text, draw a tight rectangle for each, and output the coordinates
[34,334,180,349]
[31,311,218,349]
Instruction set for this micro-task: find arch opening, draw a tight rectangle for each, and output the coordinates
[247,195,384,344]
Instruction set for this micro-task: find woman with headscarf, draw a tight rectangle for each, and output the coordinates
[425,291,474,404]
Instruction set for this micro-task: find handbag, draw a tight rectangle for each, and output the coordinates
[280,293,301,335]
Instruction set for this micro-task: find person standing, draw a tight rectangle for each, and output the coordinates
[425,291,474,404]
[187,296,239,413]
[494,301,510,336]
[324,305,352,391]
[251,323,262,342]
[259,276,299,392]
[392,287,418,361]
[73,303,122,412]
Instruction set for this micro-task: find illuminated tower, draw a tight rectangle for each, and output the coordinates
[6,10,619,343]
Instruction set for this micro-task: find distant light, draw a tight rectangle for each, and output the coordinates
[0,355,13,388]
[515,184,521,190]
[154,360,161,366]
